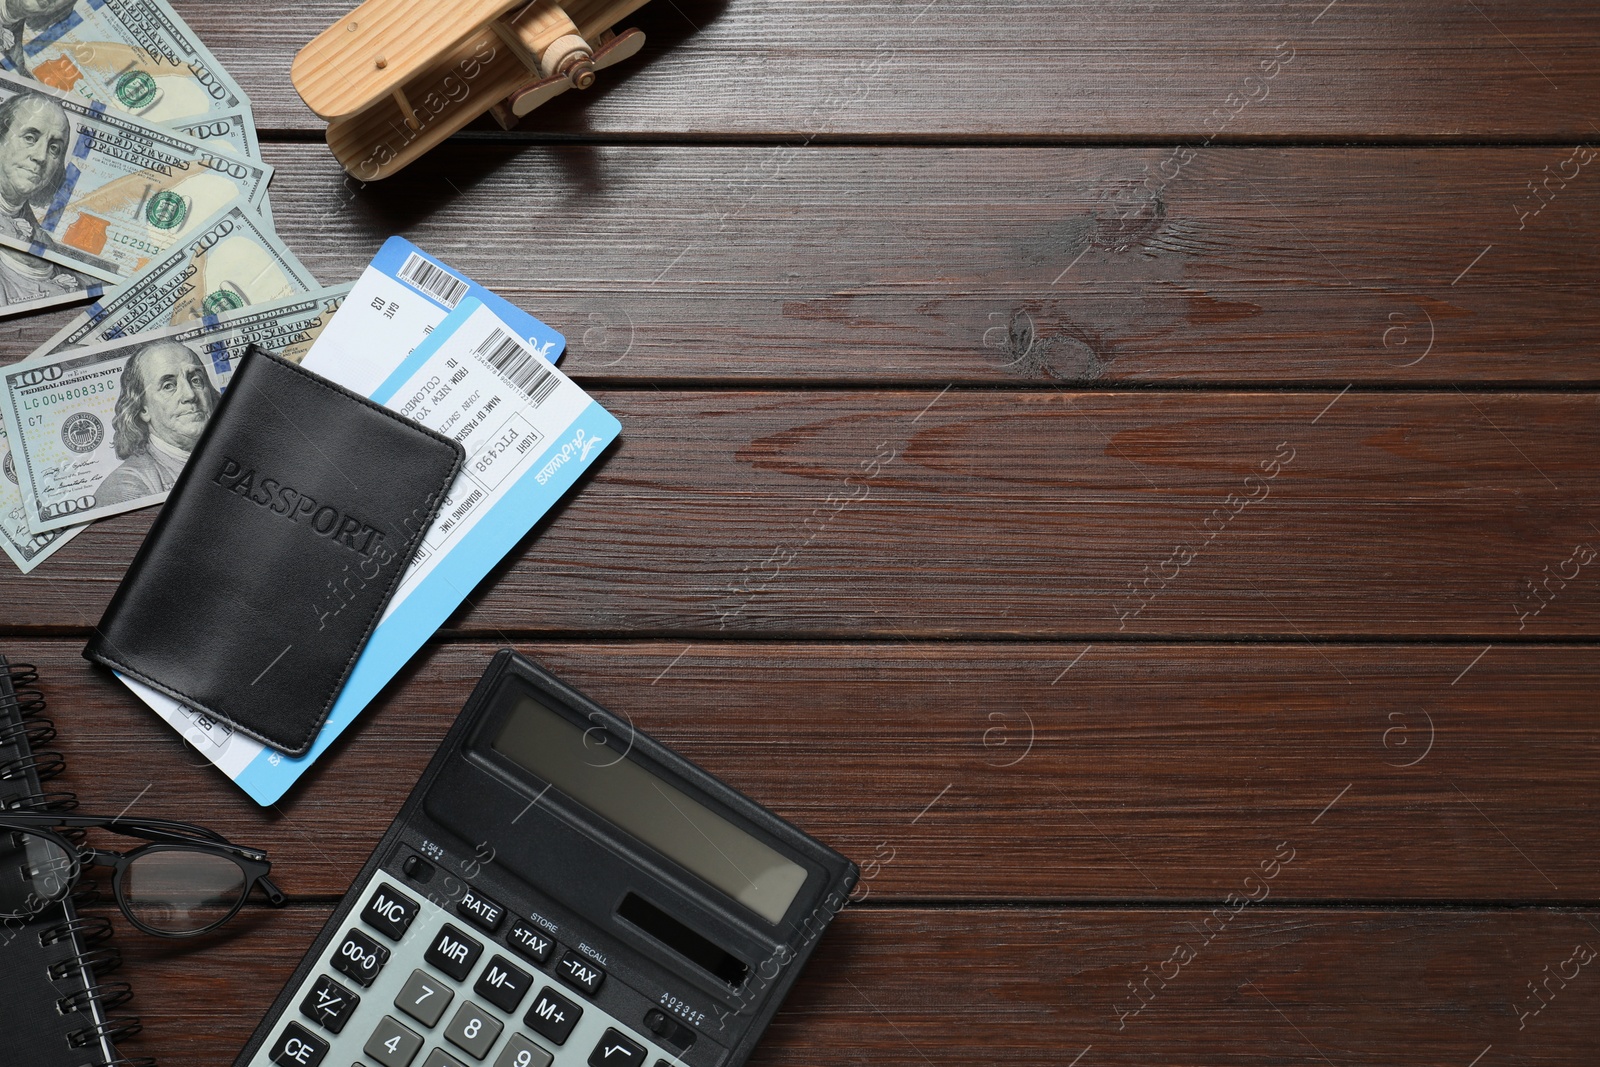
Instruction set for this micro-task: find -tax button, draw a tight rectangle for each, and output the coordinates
[555,951,604,995]
[362,882,419,941]
[457,887,504,932]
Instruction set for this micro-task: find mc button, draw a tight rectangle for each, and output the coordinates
[362,882,419,941]
[555,951,604,995]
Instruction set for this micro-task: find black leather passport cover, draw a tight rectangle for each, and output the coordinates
[84,346,465,756]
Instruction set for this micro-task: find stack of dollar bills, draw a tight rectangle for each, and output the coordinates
[0,0,346,573]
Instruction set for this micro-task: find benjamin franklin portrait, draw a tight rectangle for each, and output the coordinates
[97,341,219,509]
[0,86,95,307]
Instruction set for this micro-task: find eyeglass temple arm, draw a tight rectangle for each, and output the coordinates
[3,812,271,861]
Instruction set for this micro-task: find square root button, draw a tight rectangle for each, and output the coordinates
[587,1028,645,1067]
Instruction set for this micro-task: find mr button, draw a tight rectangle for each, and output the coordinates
[425,923,484,981]
[362,882,419,941]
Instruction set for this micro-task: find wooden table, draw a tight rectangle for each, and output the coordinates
[4,2,1599,1064]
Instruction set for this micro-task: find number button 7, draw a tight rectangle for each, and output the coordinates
[396,969,455,1028]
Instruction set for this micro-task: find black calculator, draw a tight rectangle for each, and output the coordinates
[234,651,858,1067]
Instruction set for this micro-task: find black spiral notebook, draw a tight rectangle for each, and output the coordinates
[1,656,151,1067]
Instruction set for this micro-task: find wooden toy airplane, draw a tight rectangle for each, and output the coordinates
[292,0,653,181]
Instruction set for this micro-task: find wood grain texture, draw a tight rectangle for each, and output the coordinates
[178,0,1600,140]
[102,904,1600,1067]
[286,143,1600,386]
[6,144,1594,385]
[6,639,1596,901]
[4,391,1596,637]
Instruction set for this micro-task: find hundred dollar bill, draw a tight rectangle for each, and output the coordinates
[42,199,318,353]
[0,68,272,284]
[3,0,254,130]
[2,284,350,536]
[0,403,81,572]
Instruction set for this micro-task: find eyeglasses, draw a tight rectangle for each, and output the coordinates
[0,811,286,937]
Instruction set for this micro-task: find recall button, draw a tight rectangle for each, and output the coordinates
[457,887,505,932]
[555,950,605,996]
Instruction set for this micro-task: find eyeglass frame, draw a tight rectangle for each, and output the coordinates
[0,810,286,937]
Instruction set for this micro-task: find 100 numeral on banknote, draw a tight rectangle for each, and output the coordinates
[0,68,271,284]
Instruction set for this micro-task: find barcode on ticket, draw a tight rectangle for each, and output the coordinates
[398,251,468,308]
[474,327,560,407]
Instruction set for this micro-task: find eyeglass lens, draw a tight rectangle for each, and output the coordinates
[0,829,76,917]
[122,848,249,934]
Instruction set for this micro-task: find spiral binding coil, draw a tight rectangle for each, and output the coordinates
[60,980,134,1014]
[68,1017,143,1048]
[40,915,115,948]
[5,661,149,1067]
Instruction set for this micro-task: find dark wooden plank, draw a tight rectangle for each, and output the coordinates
[180,0,1600,140]
[10,144,1594,385]
[7,638,1598,900]
[107,904,1600,1066]
[5,391,1598,637]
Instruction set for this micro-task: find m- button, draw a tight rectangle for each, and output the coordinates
[362,882,419,941]
[424,923,483,982]
[555,951,605,996]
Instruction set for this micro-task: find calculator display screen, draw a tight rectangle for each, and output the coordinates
[492,697,808,924]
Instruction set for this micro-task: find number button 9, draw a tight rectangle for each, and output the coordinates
[493,1034,553,1067]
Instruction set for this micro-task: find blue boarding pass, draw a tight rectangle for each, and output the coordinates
[300,235,565,391]
[119,250,616,804]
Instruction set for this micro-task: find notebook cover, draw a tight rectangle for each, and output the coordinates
[0,658,128,1067]
[83,346,465,755]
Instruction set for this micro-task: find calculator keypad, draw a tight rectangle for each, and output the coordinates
[251,879,677,1067]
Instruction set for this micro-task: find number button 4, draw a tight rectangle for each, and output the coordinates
[362,1015,424,1067]
[396,968,455,1028]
